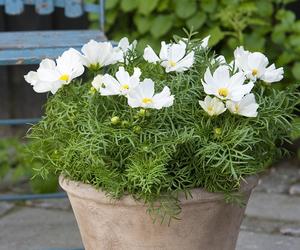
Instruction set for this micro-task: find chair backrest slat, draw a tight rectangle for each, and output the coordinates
[64,0,83,18]
[35,0,54,15]
[0,30,106,49]
[1,0,104,15]
[4,0,24,15]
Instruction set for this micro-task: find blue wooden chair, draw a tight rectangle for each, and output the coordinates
[0,0,106,126]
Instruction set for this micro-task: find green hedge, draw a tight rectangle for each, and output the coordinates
[89,0,299,84]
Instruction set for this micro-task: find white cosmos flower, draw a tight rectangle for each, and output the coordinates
[182,35,210,49]
[25,59,60,94]
[199,35,210,49]
[24,48,84,94]
[117,37,137,64]
[202,65,254,102]
[127,79,174,109]
[55,49,85,83]
[143,41,194,72]
[118,37,137,53]
[93,67,141,96]
[211,55,238,73]
[211,55,227,67]
[234,46,250,62]
[226,93,259,117]
[91,74,103,91]
[81,40,123,69]
[199,96,226,116]
[234,46,283,83]
[260,64,284,83]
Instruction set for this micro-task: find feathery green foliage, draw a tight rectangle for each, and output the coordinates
[27,35,299,221]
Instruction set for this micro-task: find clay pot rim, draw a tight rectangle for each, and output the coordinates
[59,175,258,207]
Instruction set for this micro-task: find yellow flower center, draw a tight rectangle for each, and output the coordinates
[207,106,213,112]
[121,84,129,90]
[169,60,177,67]
[252,69,258,76]
[142,98,153,104]
[59,74,69,82]
[218,88,229,98]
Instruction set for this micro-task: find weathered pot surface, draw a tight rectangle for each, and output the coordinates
[59,175,258,250]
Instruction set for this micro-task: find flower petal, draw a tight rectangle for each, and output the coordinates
[260,64,284,83]
[170,51,194,72]
[167,41,186,63]
[152,86,174,109]
[143,45,160,63]
[99,74,121,96]
[138,79,155,98]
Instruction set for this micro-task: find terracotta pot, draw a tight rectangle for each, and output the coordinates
[59,175,258,250]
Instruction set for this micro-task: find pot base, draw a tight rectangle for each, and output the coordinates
[59,176,258,250]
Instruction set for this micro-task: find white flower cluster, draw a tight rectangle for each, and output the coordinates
[24,37,185,109]
[24,38,135,95]
[24,49,85,94]
[91,37,203,109]
[24,35,283,116]
[234,47,284,83]
[143,41,194,73]
[199,47,284,118]
[92,69,174,110]
[143,36,209,73]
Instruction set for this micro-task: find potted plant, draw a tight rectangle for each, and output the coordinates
[25,33,298,250]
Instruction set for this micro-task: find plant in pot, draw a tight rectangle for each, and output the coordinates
[25,32,298,250]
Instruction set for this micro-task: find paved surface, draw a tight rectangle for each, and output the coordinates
[0,160,300,250]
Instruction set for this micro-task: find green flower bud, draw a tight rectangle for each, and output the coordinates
[138,109,147,117]
[89,86,97,95]
[133,125,141,133]
[214,127,222,136]
[111,116,120,125]
[121,121,130,128]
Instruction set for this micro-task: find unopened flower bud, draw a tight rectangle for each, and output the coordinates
[121,121,130,127]
[138,109,147,117]
[111,116,120,125]
[214,127,222,136]
[89,87,97,95]
[133,125,141,133]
